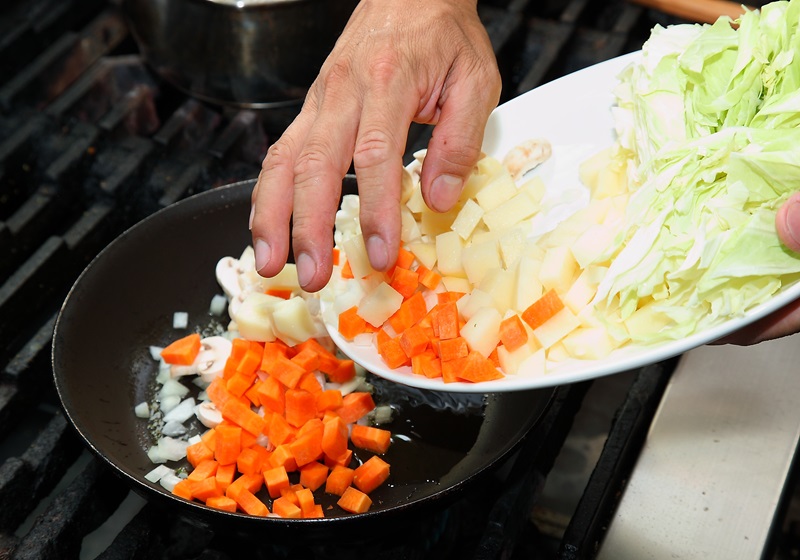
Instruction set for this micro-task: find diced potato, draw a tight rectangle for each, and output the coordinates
[532,307,580,349]
[405,187,428,214]
[435,231,465,277]
[570,223,617,269]
[496,342,534,374]
[563,266,606,313]
[546,341,571,362]
[341,234,375,280]
[462,240,502,285]
[539,246,578,292]
[519,176,547,205]
[420,206,461,237]
[441,276,472,294]
[460,306,502,358]
[482,191,539,232]
[457,289,494,320]
[231,292,282,342]
[561,326,618,360]
[514,255,543,312]
[408,241,437,270]
[260,263,301,293]
[623,301,672,342]
[578,146,614,191]
[478,268,516,315]
[451,199,485,240]
[498,227,526,269]
[475,171,517,212]
[357,282,404,328]
[271,296,321,345]
[400,207,421,243]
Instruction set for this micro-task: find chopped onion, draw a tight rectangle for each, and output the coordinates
[159,472,182,492]
[148,346,164,361]
[209,294,228,316]
[162,397,196,424]
[161,421,187,437]
[134,402,150,419]
[173,312,189,329]
[158,378,190,400]
[147,437,189,463]
[145,464,173,483]
[188,434,202,445]
[159,395,181,414]
[371,405,394,425]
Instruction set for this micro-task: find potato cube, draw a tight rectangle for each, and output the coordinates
[400,207,422,243]
[482,191,539,232]
[478,267,516,315]
[407,241,437,270]
[460,306,502,358]
[563,266,606,313]
[539,246,578,292]
[462,240,502,285]
[457,289,494,321]
[532,307,580,349]
[514,256,543,312]
[570,223,617,269]
[441,276,472,294]
[357,282,404,327]
[421,206,461,237]
[341,234,376,280]
[451,199,485,240]
[271,296,321,345]
[498,227,526,269]
[435,231,465,277]
[475,171,517,212]
[561,327,617,360]
[233,292,281,342]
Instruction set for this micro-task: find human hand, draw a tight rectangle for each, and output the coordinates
[249,0,501,292]
[716,192,800,345]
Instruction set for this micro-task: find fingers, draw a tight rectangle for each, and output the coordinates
[420,55,501,214]
[251,105,317,279]
[776,192,800,253]
[352,69,418,272]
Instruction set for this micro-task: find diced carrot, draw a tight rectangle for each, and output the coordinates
[187,459,219,481]
[488,346,501,368]
[291,347,320,373]
[341,260,354,279]
[437,336,469,362]
[270,444,298,472]
[200,428,217,452]
[273,496,302,518]
[338,306,374,341]
[224,338,251,379]
[417,265,442,291]
[235,341,264,377]
[441,356,468,383]
[298,371,323,394]
[279,485,300,506]
[172,478,194,500]
[353,455,390,494]
[521,289,565,330]
[221,398,266,437]
[214,424,241,465]
[294,487,317,518]
[299,462,329,491]
[186,440,214,468]
[399,323,429,358]
[335,392,376,424]
[190,477,222,502]
[226,371,255,398]
[325,465,355,496]
[499,314,529,351]
[256,375,285,415]
[306,504,325,518]
[377,335,410,369]
[267,412,297,446]
[206,377,234,410]
[327,359,356,384]
[387,291,428,333]
[395,246,416,270]
[321,416,349,461]
[237,447,264,475]
[206,495,237,513]
[350,425,392,454]
[434,302,460,340]
[160,333,202,366]
[215,463,236,491]
[337,486,372,514]
[266,288,293,299]
[269,355,306,389]
[244,379,262,407]
[332,247,341,266]
[261,340,293,372]
[288,429,323,467]
[285,389,317,428]
[390,266,419,299]
[264,465,291,499]
[315,389,344,413]
[458,351,504,383]
[232,487,269,517]
[411,351,442,379]
[240,428,258,449]
[230,472,264,495]
[324,448,353,469]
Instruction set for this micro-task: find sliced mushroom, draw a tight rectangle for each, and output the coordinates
[215,256,241,300]
[503,138,552,181]
[194,401,223,428]
[196,336,233,384]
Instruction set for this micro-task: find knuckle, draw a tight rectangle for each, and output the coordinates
[353,128,395,170]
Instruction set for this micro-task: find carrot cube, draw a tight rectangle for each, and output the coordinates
[325,466,355,496]
[521,289,565,330]
[299,462,329,491]
[337,486,372,514]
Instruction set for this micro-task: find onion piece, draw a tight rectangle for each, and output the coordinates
[209,294,228,316]
[134,402,150,419]
[145,464,173,483]
[173,312,189,329]
[162,397,196,424]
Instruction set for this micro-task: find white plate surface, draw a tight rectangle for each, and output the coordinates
[323,51,800,393]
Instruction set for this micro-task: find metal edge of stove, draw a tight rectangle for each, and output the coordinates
[597,332,800,560]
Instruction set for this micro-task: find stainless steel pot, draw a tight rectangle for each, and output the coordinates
[123,0,358,108]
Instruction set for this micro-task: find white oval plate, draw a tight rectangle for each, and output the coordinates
[323,51,800,393]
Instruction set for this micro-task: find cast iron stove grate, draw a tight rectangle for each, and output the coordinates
[0,0,680,558]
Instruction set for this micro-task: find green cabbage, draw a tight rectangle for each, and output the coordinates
[595,0,800,342]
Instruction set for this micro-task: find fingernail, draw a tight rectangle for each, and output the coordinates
[786,194,800,248]
[248,204,255,230]
[429,174,463,212]
[254,238,271,271]
[366,235,389,271]
[296,252,316,288]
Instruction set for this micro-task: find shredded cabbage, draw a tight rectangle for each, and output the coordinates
[595,0,800,343]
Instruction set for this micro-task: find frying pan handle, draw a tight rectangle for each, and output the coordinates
[629,0,753,24]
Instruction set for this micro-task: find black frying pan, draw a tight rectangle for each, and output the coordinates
[52,178,553,539]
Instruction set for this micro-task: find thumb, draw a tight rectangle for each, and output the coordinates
[776,192,800,253]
